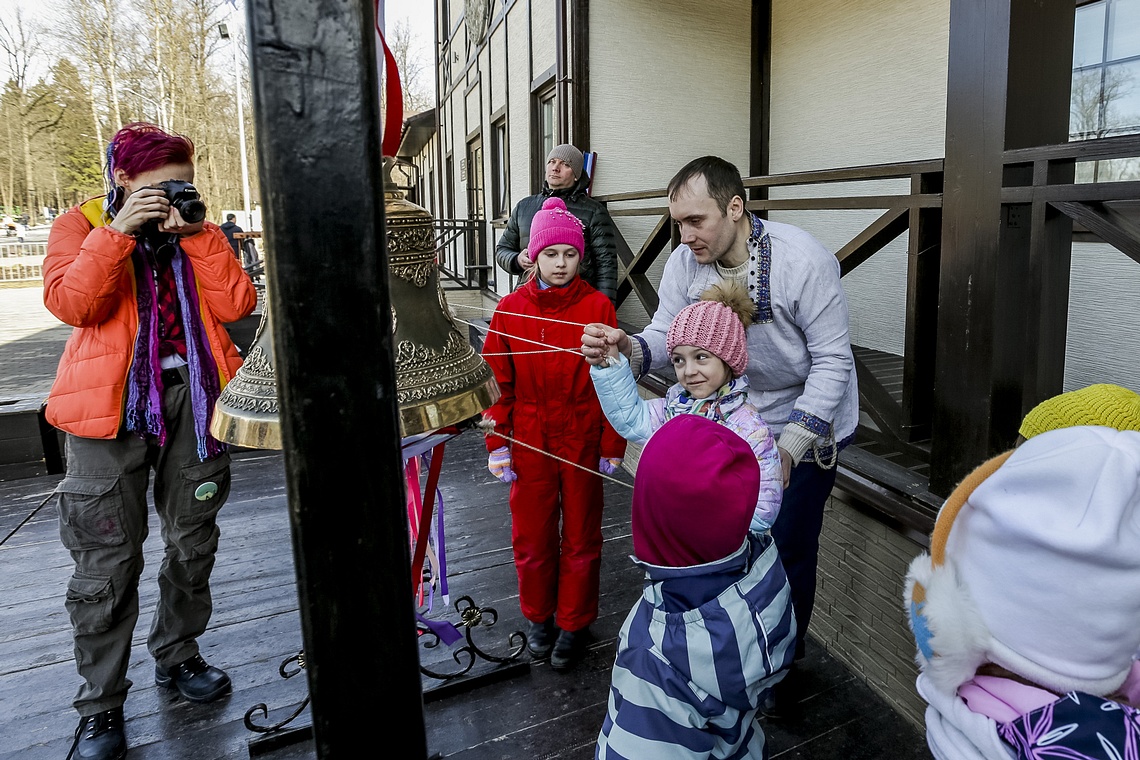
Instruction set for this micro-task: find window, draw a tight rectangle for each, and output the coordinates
[540,92,556,161]
[445,154,455,219]
[1071,0,1140,182]
[532,86,557,192]
[1072,0,1140,138]
[491,119,509,218]
[467,136,485,220]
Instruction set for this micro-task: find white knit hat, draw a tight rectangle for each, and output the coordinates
[905,426,1140,696]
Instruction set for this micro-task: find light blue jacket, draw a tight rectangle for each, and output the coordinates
[596,533,796,760]
[590,354,783,532]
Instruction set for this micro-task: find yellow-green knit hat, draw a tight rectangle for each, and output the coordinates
[1019,384,1140,440]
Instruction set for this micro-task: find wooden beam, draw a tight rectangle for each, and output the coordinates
[899,172,942,442]
[749,0,771,209]
[247,0,427,755]
[1003,132,1140,163]
[1053,200,1140,265]
[749,195,941,212]
[855,353,902,439]
[836,207,909,276]
[612,225,636,269]
[930,0,1075,495]
[615,213,671,312]
[570,0,590,151]
[1003,180,1140,205]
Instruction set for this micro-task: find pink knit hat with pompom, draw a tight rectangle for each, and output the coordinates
[666,281,752,377]
[528,197,586,258]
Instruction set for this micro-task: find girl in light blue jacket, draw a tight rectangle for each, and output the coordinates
[589,282,783,532]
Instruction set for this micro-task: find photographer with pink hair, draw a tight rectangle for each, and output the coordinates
[44,122,256,760]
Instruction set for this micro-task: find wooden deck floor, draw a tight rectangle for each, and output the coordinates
[0,431,929,759]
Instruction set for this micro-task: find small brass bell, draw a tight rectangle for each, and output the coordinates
[210,160,500,447]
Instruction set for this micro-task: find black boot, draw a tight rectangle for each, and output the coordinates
[550,627,590,671]
[155,654,232,703]
[67,707,126,760]
[525,618,558,659]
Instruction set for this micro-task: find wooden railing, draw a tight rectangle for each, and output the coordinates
[1002,132,1140,265]
[435,218,493,291]
[596,159,945,456]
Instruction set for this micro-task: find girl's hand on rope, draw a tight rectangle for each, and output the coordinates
[599,457,623,475]
[582,324,630,367]
[488,446,517,483]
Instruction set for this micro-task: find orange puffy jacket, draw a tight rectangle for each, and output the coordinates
[43,197,258,439]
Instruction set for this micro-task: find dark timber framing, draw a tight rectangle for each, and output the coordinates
[571,0,591,151]
[246,0,427,756]
[930,0,1076,493]
[749,0,771,204]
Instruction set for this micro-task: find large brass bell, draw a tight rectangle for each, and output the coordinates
[209,161,500,447]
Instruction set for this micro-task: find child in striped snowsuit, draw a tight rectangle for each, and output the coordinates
[596,414,795,759]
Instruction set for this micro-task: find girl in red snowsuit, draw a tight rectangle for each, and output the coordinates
[482,197,626,671]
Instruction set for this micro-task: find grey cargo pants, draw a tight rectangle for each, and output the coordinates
[56,375,231,717]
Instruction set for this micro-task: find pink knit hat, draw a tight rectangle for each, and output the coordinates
[528,197,586,258]
[633,415,759,567]
[666,282,753,377]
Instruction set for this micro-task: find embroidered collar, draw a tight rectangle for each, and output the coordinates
[746,213,773,324]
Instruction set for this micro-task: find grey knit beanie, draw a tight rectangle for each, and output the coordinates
[547,144,584,179]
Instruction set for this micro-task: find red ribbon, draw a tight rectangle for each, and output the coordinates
[410,441,447,597]
[374,1,405,158]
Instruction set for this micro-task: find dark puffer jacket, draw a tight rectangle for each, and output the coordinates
[495,174,618,303]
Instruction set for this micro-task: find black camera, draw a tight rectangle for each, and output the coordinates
[155,179,206,224]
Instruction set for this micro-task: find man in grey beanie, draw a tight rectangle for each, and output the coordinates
[495,144,618,303]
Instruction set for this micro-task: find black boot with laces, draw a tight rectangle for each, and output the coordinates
[155,653,232,703]
[66,706,126,760]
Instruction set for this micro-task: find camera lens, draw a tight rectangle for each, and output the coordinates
[178,198,207,224]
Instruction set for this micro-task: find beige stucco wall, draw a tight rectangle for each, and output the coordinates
[1066,242,1140,392]
[489,22,508,114]
[530,0,558,77]
[768,0,951,356]
[590,0,752,327]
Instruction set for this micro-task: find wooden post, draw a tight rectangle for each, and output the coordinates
[899,171,941,442]
[571,0,591,152]
[246,0,428,756]
[929,0,1075,494]
[749,0,771,208]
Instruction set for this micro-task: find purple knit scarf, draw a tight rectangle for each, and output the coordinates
[124,236,224,461]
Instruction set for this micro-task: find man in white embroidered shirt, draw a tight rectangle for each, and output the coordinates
[581,155,858,714]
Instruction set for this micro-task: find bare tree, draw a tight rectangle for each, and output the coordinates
[0,10,63,224]
[1070,66,1140,182]
[9,0,260,220]
[49,0,130,163]
[389,16,435,114]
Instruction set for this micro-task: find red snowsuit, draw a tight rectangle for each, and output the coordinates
[482,276,626,632]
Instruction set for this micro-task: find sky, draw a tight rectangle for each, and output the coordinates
[6,0,436,108]
[383,0,435,48]
[383,0,436,95]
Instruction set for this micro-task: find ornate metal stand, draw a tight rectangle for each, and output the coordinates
[245,595,528,755]
[418,596,530,702]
